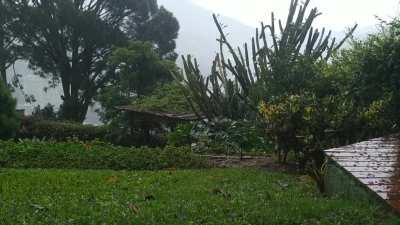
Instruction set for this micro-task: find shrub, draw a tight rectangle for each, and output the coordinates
[132,82,193,113]
[0,81,19,139]
[0,139,208,170]
[326,18,400,138]
[18,117,168,147]
[18,117,109,142]
[167,123,194,147]
[191,119,270,156]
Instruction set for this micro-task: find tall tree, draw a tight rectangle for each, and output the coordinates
[127,5,180,60]
[97,41,176,123]
[0,0,20,86]
[0,79,19,138]
[10,0,179,123]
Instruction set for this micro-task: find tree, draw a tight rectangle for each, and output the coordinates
[132,81,193,113]
[110,41,176,97]
[127,5,179,60]
[97,41,177,123]
[0,79,19,138]
[0,0,20,86]
[10,0,179,123]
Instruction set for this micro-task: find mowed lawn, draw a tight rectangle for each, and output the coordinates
[0,169,397,225]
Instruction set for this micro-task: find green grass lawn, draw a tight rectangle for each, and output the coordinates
[0,168,398,225]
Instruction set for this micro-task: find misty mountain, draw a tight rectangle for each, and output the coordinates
[158,0,254,74]
[159,0,376,73]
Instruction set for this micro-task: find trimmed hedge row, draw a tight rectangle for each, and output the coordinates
[18,117,110,142]
[0,140,208,170]
[17,117,167,147]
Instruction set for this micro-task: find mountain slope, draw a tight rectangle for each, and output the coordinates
[158,0,254,74]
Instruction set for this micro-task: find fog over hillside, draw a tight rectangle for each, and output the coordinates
[8,0,375,124]
[158,0,254,74]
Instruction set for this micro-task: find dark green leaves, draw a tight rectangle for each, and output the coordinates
[0,80,19,139]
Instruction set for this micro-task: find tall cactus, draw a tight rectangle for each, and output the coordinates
[177,53,251,121]
[175,0,357,121]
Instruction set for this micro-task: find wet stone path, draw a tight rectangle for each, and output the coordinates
[325,136,400,211]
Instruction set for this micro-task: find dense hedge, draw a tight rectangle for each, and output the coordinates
[18,117,110,142]
[0,140,208,170]
[17,117,167,147]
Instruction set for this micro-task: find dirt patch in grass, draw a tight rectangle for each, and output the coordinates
[204,155,298,173]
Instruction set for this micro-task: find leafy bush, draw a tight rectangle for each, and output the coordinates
[133,82,193,113]
[17,117,166,147]
[0,139,208,170]
[0,81,19,139]
[259,94,325,163]
[327,18,400,138]
[18,117,110,142]
[191,119,269,156]
[167,123,194,147]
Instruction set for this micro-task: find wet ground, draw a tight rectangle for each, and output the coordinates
[205,155,274,168]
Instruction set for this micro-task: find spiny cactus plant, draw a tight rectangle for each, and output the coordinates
[177,54,252,121]
[175,0,357,122]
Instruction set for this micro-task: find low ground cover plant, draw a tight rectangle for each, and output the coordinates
[0,139,207,170]
[190,119,270,157]
[0,169,397,225]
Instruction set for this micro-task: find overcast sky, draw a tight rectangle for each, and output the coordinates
[190,0,400,31]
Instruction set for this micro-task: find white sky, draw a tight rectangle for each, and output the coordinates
[191,0,400,31]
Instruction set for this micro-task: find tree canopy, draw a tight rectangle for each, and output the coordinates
[7,0,179,122]
[0,0,21,85]
[97,41,177,123]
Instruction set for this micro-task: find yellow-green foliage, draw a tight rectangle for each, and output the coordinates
[133,82,193,113]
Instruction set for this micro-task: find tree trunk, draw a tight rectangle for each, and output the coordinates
[0,63,6,86]
[59,96,89,123]
[0,30,7,86]
[58,69,92,123]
